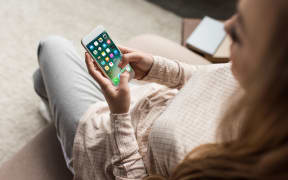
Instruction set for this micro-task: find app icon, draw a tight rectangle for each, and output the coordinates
[109,62,113,67]
[101,61,105,65]
[98,47,102,51]
[98,38,103,43]
[107,39,111,44]
[89,45,94,50]
[106,48,110,53]
[97,56,101,60]
[94,41,99,46]
[113,49,119,55]
[112,77,120,85]
[109,53,114,58]
[103,34,107,39]
[102,43,107,48]
[104,66,109,71]
[101,52,106,57]
[93,50,97,55]
[105,57,109,61]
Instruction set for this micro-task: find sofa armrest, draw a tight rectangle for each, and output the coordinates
[0,124,73,180]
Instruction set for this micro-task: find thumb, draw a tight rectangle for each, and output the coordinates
[118,71,130,91]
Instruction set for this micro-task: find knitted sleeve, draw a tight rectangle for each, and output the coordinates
[142,56,204,89]
[110,113,147,180]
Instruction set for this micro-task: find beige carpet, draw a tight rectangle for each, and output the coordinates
[0,0,181,165]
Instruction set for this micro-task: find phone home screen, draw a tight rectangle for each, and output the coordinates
[86,31,132,86]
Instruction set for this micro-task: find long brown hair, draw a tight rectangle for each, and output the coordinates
[146,1,288,179]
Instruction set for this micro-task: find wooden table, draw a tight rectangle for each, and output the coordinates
[181,18,201,46]
[181,18,230,63]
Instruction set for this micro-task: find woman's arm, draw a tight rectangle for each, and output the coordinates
[85,53,147,179]
[118,46,205,90]
[110,113,147,180]
[142,56,203,89]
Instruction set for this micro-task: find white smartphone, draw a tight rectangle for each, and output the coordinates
[82,25,135,86]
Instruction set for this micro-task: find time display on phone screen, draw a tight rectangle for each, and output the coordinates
[86,31,132,86]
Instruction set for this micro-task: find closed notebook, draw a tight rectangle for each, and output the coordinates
[186,16,226,56]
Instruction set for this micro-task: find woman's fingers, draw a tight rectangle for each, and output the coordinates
[92,60,107,77]
[118,45,135,54]
[118,52,140,69]
[85,53,112,91]
[85,52,95,74]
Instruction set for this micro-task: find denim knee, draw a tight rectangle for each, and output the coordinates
[33,69,48,101]
[37,35,75,66]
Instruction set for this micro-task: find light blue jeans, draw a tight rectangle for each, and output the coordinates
[33,36,107,173]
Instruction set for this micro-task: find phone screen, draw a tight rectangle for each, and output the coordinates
[86,31,133,86]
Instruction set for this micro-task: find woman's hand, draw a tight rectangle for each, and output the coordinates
[85,53,130,114]
[118,46,154,80]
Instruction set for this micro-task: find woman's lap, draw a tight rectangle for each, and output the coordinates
[34,35,105,172]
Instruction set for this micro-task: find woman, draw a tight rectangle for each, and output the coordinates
[152,0,288,179]
[33,0,288,179]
